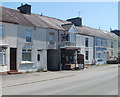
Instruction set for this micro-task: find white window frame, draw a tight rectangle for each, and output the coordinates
[0,48,6,65]
[22,49,32,61]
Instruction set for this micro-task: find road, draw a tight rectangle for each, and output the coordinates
[2,64,119,95]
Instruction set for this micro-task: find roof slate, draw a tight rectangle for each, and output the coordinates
[76,26,118,40]
[23,14,70,30]
[0,6,118,40]
[0,6,34,26]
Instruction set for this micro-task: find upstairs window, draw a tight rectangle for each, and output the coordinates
[26,32,32,42]
[103,40,106,47]
[49,33,55,43]
[61,34,69,41]
[85,38,89,47]
[96,39,101,46]
[69,33,76,43]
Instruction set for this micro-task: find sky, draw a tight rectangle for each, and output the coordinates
[1,2,118,31]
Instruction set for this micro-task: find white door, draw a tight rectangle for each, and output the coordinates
[37,50,42,70]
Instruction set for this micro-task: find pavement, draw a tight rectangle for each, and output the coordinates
[1,64,119,95]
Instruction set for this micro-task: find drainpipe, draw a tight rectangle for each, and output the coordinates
[93,36,96,65]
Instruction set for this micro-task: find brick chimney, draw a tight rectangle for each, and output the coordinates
[17,3,31,15]
[66,17,82,27]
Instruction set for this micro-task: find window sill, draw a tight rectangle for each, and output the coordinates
[25,42,33,44]
[21,61,34,64]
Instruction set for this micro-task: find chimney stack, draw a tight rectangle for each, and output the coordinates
[17,3,31,15]
[66,17,82,27]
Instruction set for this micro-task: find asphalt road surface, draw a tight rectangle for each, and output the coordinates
[2,64,119,95]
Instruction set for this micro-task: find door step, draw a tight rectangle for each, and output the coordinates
[7,70,22,74]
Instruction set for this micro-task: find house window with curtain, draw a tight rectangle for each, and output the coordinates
[22,49,31,61]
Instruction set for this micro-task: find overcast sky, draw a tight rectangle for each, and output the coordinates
[2,2,118,31]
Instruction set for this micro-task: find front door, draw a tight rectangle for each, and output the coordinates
[37,50,42,70]
[10,48,17,70]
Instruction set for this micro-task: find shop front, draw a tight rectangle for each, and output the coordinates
[61,46,81,70]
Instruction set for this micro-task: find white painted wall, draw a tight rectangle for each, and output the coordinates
[17,25,47,72]
[0,22,47,72]
[0,22,18,72]
[76,34,94,64]
[107,39,118,60]
[46,29,59,50]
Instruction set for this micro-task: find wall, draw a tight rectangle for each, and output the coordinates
[46,29,59,50]
[118,2,120,61]
[76,34,94,65]
[94,37,107,64]
[0,22,18,72]
[17,25,47,72]
[106,39,118,61]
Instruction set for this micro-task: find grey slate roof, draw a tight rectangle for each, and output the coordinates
[76,26,118,40]
[23,14,70,30]
[0,6,34,26]
[0,6,118,40]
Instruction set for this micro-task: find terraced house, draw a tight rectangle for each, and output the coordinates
[0,5,47,72]
[0,4,119,73]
